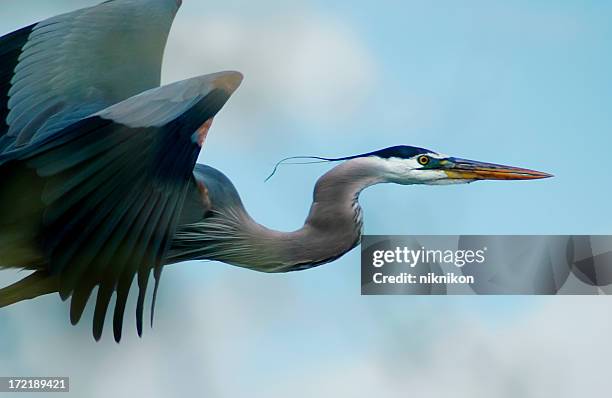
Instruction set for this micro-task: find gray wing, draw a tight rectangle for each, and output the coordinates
[0,0,180,153]
[0,71,242,342]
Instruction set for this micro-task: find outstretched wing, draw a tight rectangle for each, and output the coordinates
[0,71,243,342]
[0,0,181,153]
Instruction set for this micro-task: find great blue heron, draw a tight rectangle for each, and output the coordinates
[0,0,552,342]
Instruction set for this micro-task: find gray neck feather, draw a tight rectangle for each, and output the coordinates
[169,158,386,272]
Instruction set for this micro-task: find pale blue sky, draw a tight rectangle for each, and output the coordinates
[1,1,611,397]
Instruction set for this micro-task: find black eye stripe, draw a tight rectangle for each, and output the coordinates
[334,145,432,161]
[371,146,432,159]
[282,145,436,165]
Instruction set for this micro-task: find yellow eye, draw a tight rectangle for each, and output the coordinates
[417,155,430,166]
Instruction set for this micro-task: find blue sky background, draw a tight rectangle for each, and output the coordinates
[1,0,612,397]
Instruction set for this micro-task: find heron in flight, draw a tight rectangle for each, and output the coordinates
[0,0,551,342]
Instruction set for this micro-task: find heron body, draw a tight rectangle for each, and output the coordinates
[0,0,552,342]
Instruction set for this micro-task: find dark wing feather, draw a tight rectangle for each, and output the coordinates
[0,79,236,341]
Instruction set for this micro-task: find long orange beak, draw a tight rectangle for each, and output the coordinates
[442,157,553,180]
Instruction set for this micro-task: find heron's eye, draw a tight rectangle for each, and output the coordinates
[417,155,430,166]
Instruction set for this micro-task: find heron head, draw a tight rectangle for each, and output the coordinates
[360,145,552,185]
[266,145,552,184]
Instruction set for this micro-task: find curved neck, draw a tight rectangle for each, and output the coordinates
[306,157,386,229]
[169,158,387,272]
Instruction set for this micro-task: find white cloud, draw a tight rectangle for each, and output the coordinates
[162,10,378,126]
[3,262,612,398]
[259,297,612,398]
